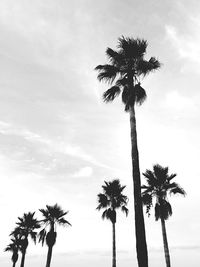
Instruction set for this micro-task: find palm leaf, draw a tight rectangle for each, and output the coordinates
[137,57,161,76]
[103,86,120,102]
[95,64,119,83]
[141,193,153,216]
[38,229,47,246]
[169,186,186,196]
[141,193,152,206]
[96,193,109,209]
[103,208,116,223]
[118,36,148,58]
[168,173,177,181]
[58,218,71,226]
[121,206,129,216]
[30,232,37,244]
[143,169,157,186]
[115,76,128,87]
[121,86,130,111]
[135,83,147,105]
[106,47,125,66]
[4,245,13,252]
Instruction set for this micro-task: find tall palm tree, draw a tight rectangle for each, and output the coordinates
[97,179,128,267]
[38,204,71,267]
[95,36,161,267]
[5,235,21,267]
[11,212,40,267]
[141,164,186,267]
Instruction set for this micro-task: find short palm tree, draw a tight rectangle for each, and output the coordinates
[95,36,161,267]
[38,204,71,267]
[5,235,21,267]
[97,179,128,267]
[11,212,40,267]
[141,164,186,267]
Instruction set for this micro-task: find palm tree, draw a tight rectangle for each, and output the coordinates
[5,235,21,267]
[95,36,161,267]
[38,204,71,267]
[141,164,186,267]
[97,179,128,267]
[11,212,40,267]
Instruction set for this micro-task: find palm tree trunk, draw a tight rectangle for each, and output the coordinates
[12,262,16,267]
[20,251,26,267]
[46,245,53,267]
[129,105,148,267]
[161,218,171,267]
[112,222,116,267]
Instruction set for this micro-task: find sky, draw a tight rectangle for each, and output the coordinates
[0,0,200,266]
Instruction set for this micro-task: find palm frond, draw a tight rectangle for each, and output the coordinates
[121,85,143,111]
[168,173,177,181]
[121,206,129,216]
[30,232,37,244]
[153,164,169,184]
[118,36,148,58]
[106,47,125,66]
[121,86,130,111]
[142,169,157,186]
[103,86,121,102]
[39,209,49,218]
[135,83,147,105]
[38,229,47,246]
[141,193,152,216]
[102,208,116,223]
[155,199,172,221]
[169,185,186,196]
[149,57,161,70]
[141,193,152,206]
[101,209,108,220]
[96,193,109,210]
[95,64,119,83]
[137,57,161,76]
[4,245,13,252]
[115,76,128,87]
[155,203,160,220]
[58,218,72,226]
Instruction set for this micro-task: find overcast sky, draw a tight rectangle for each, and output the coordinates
[0,0,200,267]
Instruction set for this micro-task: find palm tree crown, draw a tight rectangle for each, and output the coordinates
[5,234,21,251]
[39,204,71,246]
[97,179,128,222]
[95,36,161,110]
[142,164,186,220]
[10,212,40,267]
[12,212,40,244]
[97,179,128,267]
[5,235,21,265]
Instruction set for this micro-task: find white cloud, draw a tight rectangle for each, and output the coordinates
[73,166,93,177]
[0,120,110,169]
[166,18,200,71]
[164,91,197,113]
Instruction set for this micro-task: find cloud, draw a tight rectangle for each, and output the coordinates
[165,18,200,71]
[73,166,93,177]
[0,120,52,147]
[0,120,110,171]
[164,91,197,113]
